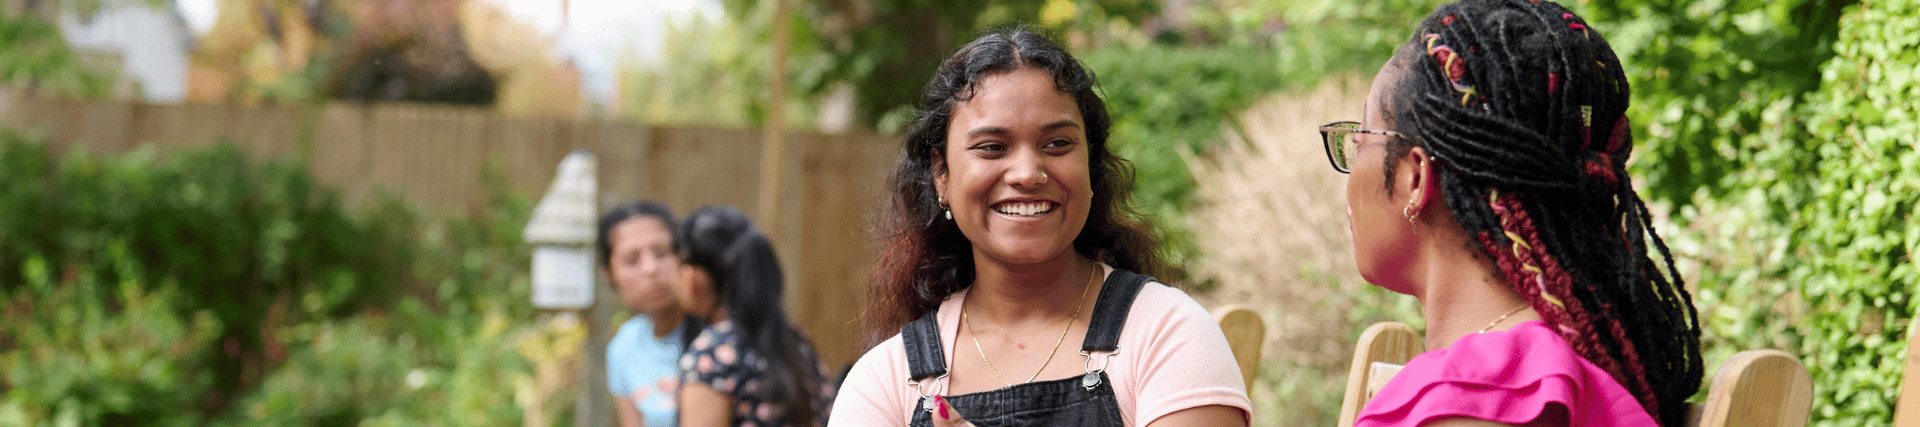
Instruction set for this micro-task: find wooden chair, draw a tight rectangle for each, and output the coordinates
[1895,316,1920,427]
[1213,305,1267,392]
[1686,349,1814,427]
[1336,322,1423,427]
[1336,322,1815,427]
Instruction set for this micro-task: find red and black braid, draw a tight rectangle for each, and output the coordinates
[1378,0,1704,425]
[1480,190,1659,416]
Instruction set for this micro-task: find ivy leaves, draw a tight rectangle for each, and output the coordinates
[1582,0,1913,424]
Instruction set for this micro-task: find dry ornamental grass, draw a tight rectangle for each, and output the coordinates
[1185,75,1422,425]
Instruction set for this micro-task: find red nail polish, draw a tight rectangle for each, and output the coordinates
[937,395,950,419]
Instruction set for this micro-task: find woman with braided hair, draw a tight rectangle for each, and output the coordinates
[1325,0,1703,425]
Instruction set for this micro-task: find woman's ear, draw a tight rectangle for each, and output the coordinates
[933,156,950,207]
[1400,145,1440,220]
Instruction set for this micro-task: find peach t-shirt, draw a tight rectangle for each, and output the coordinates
[827,273,1252,426]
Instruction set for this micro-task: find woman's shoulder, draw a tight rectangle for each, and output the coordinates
[614,314,653,334]
[828,333,914,426]
[608,315,651,349]
[845,333,909,380]
[1125,279,1214,322]
[686,319,740,354]
[1109,277,1236,367]
[1357,321,1657,426]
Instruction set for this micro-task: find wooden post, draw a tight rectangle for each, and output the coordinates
[757,0,790,236]
[577,283,613,427]
[575,140,610,427]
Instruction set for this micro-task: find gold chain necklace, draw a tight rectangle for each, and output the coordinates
[964,265,1099,387]
[1477,304,1531,334]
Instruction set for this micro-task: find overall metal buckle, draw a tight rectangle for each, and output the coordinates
[1078,347,1120,392]
[907,371,951,413]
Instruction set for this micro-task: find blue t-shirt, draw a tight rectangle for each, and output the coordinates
[607,315,684,426]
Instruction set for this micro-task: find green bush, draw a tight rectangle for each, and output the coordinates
[0,247,217,426]
[1079,0,1452,284]
[1082,45,1284,218]
[0,131,546,425]
[215,167,543,426]
[1789,0,1918,422]
[0,131,408,420]
[218,309,534,426]
[1079,45,1286,279]
[1579,0,1913,423]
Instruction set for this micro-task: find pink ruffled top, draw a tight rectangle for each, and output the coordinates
[1353,320,1657,427]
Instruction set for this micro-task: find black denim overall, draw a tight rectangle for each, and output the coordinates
[903,269,1152,427]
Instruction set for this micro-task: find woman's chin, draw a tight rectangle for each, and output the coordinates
[979,241,1073,266]
[1356,269,1416,296]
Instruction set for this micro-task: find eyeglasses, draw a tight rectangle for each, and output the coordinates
[1319,121,1405,174]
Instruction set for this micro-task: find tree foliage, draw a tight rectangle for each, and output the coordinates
[619,11,834,128]
[0,10,111,98]
[1578,0,1912,423]
[706,0,1156,128]
[1580,0,1855,205]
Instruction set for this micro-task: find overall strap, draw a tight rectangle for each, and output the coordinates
[1079,269,1152,352]
[901,311,948,380]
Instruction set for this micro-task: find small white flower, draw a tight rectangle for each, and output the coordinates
[406,369,428,389]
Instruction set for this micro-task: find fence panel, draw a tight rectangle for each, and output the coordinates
[1,96,896,368]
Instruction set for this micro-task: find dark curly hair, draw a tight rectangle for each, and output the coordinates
[1376,0,1703,424]
[863,27,1178,342]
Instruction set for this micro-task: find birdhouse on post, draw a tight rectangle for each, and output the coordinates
[523,150,598,310]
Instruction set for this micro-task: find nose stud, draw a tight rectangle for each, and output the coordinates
[1040,172,1049,185]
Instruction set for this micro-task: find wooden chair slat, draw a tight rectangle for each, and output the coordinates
[1335,322,1817,427]
[1692,349,1814,427]
[1337,322,1423,427]
[1894,316,1920,427]
[1213,305,1267,393]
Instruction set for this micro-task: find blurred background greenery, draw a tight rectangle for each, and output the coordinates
[1,0,1914,425]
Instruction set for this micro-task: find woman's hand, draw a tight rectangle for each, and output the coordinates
[930,395,976,427]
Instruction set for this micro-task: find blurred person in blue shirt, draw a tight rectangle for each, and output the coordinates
[601,201,697,427]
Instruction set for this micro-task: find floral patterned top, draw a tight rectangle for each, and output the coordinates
[680,319,837,427]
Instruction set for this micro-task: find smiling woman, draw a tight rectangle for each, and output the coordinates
[828,28,1252,427]
[935,68,1094,268]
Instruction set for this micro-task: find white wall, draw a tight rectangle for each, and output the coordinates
[60,3,192,103]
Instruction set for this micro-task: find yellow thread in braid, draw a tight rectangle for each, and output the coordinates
[1490,190,1568,310]
[1541,291,1567,308]
[1505,231,1533,250]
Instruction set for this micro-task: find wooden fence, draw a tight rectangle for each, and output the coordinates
[0,96,896,369]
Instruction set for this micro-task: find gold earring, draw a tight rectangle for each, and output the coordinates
[1405,205,1420,225]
